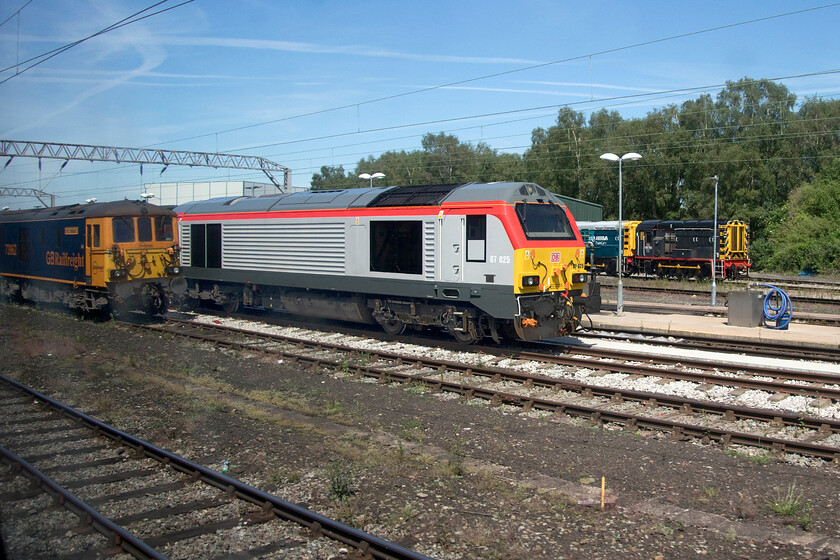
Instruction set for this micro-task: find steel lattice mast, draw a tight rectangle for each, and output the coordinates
[1,140,291,207]
[0,187,54,208]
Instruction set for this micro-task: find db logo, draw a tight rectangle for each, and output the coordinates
[550,252,562,263]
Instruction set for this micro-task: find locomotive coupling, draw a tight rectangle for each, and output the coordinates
[514,292,577,341]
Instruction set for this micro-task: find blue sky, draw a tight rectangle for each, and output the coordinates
[1,0,839,209]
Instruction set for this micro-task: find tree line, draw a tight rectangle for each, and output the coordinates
[310,78,840,274]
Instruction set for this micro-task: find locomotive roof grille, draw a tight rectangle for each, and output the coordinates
[366,183,467,208]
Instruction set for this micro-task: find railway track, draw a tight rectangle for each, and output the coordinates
[0,375,431,560]
[184,300,840,363]
[135,316,840,462]
[590,290,840,327]
[573,327,840,363]
[617,284,840,308]
[597,274,840,309]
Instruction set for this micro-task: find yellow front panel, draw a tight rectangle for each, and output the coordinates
[721,220,749,260]
[108,247,177,281]
[623,221,641,257]
[101,216,180,284]
[513,246,587,294]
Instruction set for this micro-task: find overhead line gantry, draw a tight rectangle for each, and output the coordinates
[0,140,292,207]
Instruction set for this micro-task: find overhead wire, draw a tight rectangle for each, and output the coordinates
[4,86,838,182]
[0,0,33,29]
[3,4,840,203]
[0,0,195,85]
[156,2,840,148]
[227,70,840,156]
[4,110,839,198]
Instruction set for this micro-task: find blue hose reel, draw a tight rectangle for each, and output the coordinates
[758,283,793,330]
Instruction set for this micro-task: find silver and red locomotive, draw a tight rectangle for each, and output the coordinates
[176,182,590,342]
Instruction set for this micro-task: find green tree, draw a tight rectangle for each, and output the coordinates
[305,77,840,275]
[523,107,590,198]
[310,165,357,190]
[763,160,840,273]
[421,132,476,183]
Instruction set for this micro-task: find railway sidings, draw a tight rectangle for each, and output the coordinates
[0,375,431,560]
[2,303,840,559]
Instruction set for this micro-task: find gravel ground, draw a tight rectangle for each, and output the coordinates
[2,303,840,559]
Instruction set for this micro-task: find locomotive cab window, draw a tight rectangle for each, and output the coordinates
[138,217,153,242]
[515,202,576,240]
[154,216,174,241]
[370,220,422,275]
[113,217,135,243]
[466,215,486,262]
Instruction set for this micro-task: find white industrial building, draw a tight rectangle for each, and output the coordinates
[144,181,306,206]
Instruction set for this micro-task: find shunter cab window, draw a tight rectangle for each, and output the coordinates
[154,216,174,241]
[515,202,576,240]
[370,220,422,275]
[113,217,135,243]
[137,217,153,242]
[466,215,487,262]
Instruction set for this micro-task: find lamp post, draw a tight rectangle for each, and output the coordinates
[359,172,385,187]
[599,152,642,316]
[711,175,719,307]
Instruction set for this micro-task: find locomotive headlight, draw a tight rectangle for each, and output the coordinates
[109,269,127,280]
[571,273,590,284]
[165,266,181,276]
[522,275,540,288]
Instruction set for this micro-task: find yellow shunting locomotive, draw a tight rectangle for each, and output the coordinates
[0,200,184,315]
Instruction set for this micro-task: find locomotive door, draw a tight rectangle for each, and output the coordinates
[440,211,463,282]
[85,219,105,286]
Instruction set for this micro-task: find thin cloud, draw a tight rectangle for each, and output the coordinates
[6,67,286,84]
[160,35,542,65]
[439,84,599,99]
[2,30,167,137]
[518,80,663,93]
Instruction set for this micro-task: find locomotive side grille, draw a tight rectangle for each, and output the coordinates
[180,222,191,267]
[222,222,345,273]
[424,220,436,280]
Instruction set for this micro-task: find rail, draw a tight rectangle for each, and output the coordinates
[0,374,432,560]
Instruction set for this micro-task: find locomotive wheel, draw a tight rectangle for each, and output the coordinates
[448,328,479,344]
[380,318,406,335]
[145,290,168,317]
[221,296,240,314]
[179,296,200,312]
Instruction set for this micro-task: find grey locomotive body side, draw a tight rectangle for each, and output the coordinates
[176,182,586,342]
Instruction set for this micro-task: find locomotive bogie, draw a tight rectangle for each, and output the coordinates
[176,182,589,342]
